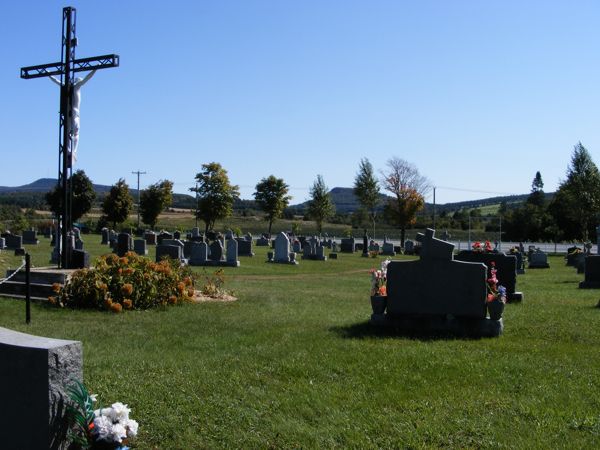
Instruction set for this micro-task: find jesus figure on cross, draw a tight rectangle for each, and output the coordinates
[49,69,97,165]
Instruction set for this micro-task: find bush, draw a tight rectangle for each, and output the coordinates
[51,252,195,311]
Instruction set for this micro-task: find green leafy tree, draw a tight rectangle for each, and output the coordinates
[190,162,240,233]
[307,174,335,233]
[253,175,291,236]
[140,180,174,229]
[102,178,133,229]
[549,142,600,240]
[45,170,96,223]
[353,158,380,237]
[381,157,430,246]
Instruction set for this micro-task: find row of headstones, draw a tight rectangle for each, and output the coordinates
[111,231,241,267]
[337,236,396,256]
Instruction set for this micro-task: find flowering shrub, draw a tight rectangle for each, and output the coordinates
[51,251,195,311]
[67,380,138,449]
[486,261,506,303]
[472,241,493,252]
[370,259,391,296]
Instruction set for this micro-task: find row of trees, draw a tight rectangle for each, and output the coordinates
[45,171,173,229]
[502,142,600,242]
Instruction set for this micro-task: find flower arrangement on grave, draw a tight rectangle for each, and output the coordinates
[508,246,520,254]
[568,247,583,255]
[370,258,391,297]
[67,380,138,449]
[486,261,506,303]
[485,261,506,320]
[49,251,196,311]
[472,240,493,252]
[369,250,379,258]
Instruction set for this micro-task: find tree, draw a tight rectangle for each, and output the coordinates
[139,180,173,229]
[527,171,545,207]
[353,158,380,237]
[253,175,291,236]
[190,162,239,233]
[549,142,600,241]
[381,157,430,246]
[102,178,133,229]
[307,174,335,233]
[45,170,96,223]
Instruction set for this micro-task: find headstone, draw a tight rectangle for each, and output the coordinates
[101,227,110,245]
[381,242,396,256]
[75,238,84,251]
[273,232,296,264]
[381,229,502,336]
[225,229,235,240]
[163,238,185,249]
[0,327,82,449]
[116,232,132,257]
[4,234,23,251]
[173,230,181,240]
[404,240,415,255]
[157,231,173,245]
[71,249,90,269]
[566,248,582,266]
[189,242,208,265]
[455,250,523,302]
[144,231,157,245]
[332,241,338,252]
[209,240,224,262]
[226,239,240,266]
[22,229,39,245]
[0,237,4,249]
[340,237,355,253]
[528,249,549,269]
[72,227,81,240]
[156,244,182,262]
[315,245,327,261]
[579,255,600,288]
[134,239,148,256]
[183,240,194,259]
[292,240,302,253]
[329,252,338,259]
[236,238,254,257]
[256,236,270,246]
[245,232,253,241]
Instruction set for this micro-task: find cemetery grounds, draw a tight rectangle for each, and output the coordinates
[0,236,599,448]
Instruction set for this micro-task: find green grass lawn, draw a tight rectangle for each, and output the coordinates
[1,236,600,448]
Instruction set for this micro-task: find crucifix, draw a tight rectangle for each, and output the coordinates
[20,6,118,269]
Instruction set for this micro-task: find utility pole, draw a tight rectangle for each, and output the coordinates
[21,6,119,268]
[195,182,199,228]
[432,186,436,230]
[132,170,146,230]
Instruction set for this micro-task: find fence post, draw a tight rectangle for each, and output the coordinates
[25,253,31,325]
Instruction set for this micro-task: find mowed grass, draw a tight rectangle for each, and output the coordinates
[1,236,600,448]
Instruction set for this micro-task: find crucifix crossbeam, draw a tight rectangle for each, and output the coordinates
[20,6,118,269]
[20,54,119,79]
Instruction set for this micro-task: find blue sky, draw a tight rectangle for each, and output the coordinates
[2,1,600,204]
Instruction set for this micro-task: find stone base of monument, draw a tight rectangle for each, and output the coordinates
[189,260,240,267]
[371,313,503,337]
[578,281,600,289]
[0,267,72,301]
[528,263,550,269]
[508,292,523,303]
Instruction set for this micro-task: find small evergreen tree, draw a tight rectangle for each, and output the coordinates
[353,158,380,237]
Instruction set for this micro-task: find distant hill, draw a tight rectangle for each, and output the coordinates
[0,179,553,214]
[290,187,392,214]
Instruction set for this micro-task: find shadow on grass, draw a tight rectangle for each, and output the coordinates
[331,321,487,341]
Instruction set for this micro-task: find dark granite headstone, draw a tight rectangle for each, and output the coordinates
[116,233,132,257]
[455,250,523,302]
[579,255,600,288]
[156,244,182,262]
[340,237,355,253]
